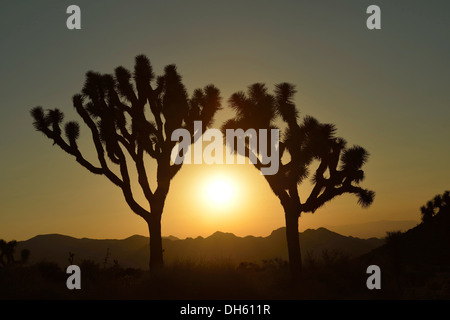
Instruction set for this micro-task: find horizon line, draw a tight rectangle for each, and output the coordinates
[10,219,420,243]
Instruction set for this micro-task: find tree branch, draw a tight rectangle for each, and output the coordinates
[40,126,104,175]
[114,140,149,220]
[135,146,154,203]
[302,184,363,213]
[73,95,123,187]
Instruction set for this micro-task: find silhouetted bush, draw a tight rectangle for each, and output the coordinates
[35,261,65,282]
[1,246,449,299]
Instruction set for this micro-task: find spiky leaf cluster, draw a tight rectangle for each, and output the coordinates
[222,82,375,215]
[420,191,450,223]
[31,55,221,221]
[31,55,221,163]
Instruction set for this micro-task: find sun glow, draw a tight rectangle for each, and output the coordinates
[201,174,238,210]
[206,179,233,205]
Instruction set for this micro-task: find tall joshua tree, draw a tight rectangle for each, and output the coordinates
[31,55,221,270]
[222,83,374,279]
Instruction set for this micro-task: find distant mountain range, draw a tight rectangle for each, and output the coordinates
[322,220,419,239]
[16,227,384,270]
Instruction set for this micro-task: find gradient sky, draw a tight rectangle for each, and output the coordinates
[1,1,449,241]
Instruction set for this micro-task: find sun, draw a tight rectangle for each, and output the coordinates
[201,174,238,210]
[206,179,233,205]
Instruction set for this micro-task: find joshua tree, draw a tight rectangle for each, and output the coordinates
[0,240,18,266]
[420,190,450,224]
[20,249,30,265]
[31,55,221,270]
[68,252,75,265]
[222,83,374,279]
[0,240,5,266]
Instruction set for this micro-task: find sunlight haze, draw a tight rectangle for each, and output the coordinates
[0,1,449,242]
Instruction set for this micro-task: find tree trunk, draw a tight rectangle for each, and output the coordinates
[147,211,164,271]
[284,209,302,280]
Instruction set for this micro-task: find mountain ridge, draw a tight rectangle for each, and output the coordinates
[322,220,418,238]
[15,227,385,270]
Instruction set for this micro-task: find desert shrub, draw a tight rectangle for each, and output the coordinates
[35,261,65,282]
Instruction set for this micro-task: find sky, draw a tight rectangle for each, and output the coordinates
[0,1,449,241]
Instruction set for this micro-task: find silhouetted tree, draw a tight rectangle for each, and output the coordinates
[20,249,30,264]
[420,190,450,224]
[420,201,434,224]
[0,240,17,266]
[0,240,5,266]
[103,248,110,268]
[222,83,374,279]
[68,252,75,265]
[31,55,221,270]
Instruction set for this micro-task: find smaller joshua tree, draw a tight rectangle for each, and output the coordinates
[68,252,75,265]
[222,83,375,279]
[420,190,450,224]
[0,239,22,266]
